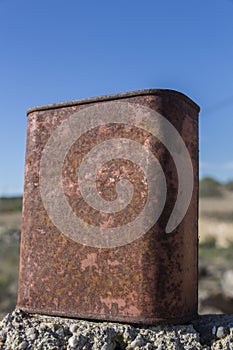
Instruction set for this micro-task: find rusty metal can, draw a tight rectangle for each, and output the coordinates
[17,89,200,324]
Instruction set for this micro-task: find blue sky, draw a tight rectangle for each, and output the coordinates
[0,0,233,196]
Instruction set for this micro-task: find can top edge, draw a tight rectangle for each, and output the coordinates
[26,89,200,115]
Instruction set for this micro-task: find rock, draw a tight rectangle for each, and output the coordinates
[25,327,38,340]
[18,340,28,349]
[68,335,79,347]
[70,324,79,334]
[128,334,147,348]
[216,326,228,339]
[1,309,233,349]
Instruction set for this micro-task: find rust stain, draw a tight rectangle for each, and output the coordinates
[80,253,99,272]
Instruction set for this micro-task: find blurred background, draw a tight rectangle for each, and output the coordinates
[1,0,233,319]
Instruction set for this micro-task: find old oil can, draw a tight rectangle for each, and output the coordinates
[18,89,200,324]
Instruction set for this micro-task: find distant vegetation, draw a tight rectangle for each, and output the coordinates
[199,177,233,198]
[0,197,22,213]
[225,180,233,192]
[199,177,223,198]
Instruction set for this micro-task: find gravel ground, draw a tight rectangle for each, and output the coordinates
[1,310,233,349]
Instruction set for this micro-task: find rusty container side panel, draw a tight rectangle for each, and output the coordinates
[17,89,199,324]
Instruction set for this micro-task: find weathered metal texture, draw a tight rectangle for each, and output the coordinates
[17,89,200,324]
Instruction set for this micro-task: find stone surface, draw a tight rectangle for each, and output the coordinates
[1,309,233,349]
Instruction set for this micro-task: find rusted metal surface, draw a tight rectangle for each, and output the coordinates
[17,89,200,324]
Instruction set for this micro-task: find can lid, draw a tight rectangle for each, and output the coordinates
[26,89,200,115]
